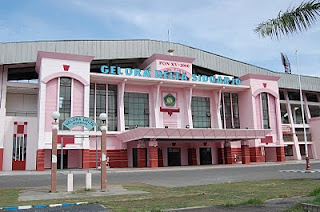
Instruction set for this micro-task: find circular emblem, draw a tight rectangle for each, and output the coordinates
[164,94,176,107]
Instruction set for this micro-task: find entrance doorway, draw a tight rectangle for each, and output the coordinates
[168,148,181,166]
[12,134,27,170]
[200,147,212,165]
[188,148,197,165]
[132,148,147,167]
[57,150,68,169]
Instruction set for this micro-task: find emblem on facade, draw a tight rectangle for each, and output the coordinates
[164,94,176,107]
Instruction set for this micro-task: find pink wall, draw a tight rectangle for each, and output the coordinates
[269,95,278,141]
[45,79,58,132]
[73,79,84,116]
[255,95,262,129]
[309,118,320,159]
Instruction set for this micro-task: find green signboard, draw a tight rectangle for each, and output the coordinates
[62,116,96,130]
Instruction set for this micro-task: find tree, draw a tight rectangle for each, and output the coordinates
[254,0,320,39]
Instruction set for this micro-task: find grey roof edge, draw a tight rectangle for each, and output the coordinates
[0,39,319,92]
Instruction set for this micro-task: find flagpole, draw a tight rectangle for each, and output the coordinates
[296,50,311,170]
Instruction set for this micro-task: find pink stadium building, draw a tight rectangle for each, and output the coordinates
[0,40,319,171]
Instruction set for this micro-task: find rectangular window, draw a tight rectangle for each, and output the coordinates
[291,104,308,124]
[220,93,240,129]
[220,97,224,128]
[279,90,285,100]
[284,145,293,156]
[288,91,300,101]
[306,93,319,102]
[89,84,95,121]
[124,92,149,130]
[224,93,232,128]
[59,77,72,129]
[96,84,107,127]
[191,96,211,128]
[261,93,270,129]
[309,105,320,118]
[232,93,240,128]
[280,103,289,124]
[108,85,118,131]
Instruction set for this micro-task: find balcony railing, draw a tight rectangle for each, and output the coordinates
[6,111,37,117]
[283,132,312,142]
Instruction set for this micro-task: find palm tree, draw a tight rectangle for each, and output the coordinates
[254,0,320,39]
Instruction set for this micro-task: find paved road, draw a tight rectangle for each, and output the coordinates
[1,162,320,188]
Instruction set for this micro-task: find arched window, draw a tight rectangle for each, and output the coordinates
[261,92,270,129]
[59,77,71,129]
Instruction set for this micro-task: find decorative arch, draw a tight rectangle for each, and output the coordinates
[252,88,278,99]
[41,72,89,86]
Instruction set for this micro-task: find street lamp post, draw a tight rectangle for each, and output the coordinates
[51,111,60,193]
[99,113,107,190]
[296,51,311,170]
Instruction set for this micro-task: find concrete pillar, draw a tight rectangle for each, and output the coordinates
[276,146,286,162]
[224,141,233,164]
[36,149,45,171]
[100,124,107,190]
[51,121,58,193]
[67,173,73,192]
[86,172,92,190]
[241,140,250,164]
[0,148,3,171]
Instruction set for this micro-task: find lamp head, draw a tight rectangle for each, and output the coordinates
[99,113,107,124]
[51,111,60,122]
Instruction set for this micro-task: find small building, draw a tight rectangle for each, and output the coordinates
[0,40,319,171]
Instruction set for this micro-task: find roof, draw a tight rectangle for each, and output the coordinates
[0,39,319,92]
[117,127,272,143]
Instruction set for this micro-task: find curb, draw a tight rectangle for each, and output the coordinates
[0,201,96,210]
[280,170,320,173]
[301,203,320,212]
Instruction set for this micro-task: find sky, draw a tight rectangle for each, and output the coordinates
[0,0,319,77]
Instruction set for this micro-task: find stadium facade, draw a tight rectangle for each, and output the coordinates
[0,40,319,171]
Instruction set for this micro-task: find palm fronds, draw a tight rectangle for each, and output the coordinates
[254,0,320,39]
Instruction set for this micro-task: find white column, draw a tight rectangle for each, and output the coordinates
[67,173,74,192]
[215,89,222,129]
[37,82,47,150]
[284,90,302,160]
[118,80,126,132]
[83,84,90,118]
[0,65,7,150]
[154,83,161,128]
[275,97,284,145]
[185,86,193,128]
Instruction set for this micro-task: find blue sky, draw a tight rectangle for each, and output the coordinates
[0,0,319,77]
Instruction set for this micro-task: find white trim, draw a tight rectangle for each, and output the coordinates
[70,78,74,117]
[56,78,60,112]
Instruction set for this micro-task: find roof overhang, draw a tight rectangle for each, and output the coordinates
[117,128,272,143]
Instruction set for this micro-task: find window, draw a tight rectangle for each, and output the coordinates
[95,84,107,127]
[59,77,71,129]
[306,93,319,102]
[291,104,308,124]
[284,145,293,156]
[288,91,300,101]
[261,93,270,129]
[224,93,232,128]
[108,85,118,131]
[280,103,289,124]
[232,93,240,128]
[191,97,211,128]
[124,93,149,129]
[220,93,240,129]
[89,84,108,130]
[279,90,285,100]
[299,144,306,156]
[309,105,320,118]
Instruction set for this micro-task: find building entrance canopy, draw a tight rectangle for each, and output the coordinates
[117,127,272,143]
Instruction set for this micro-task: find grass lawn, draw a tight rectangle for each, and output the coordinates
[1,179,320,211]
